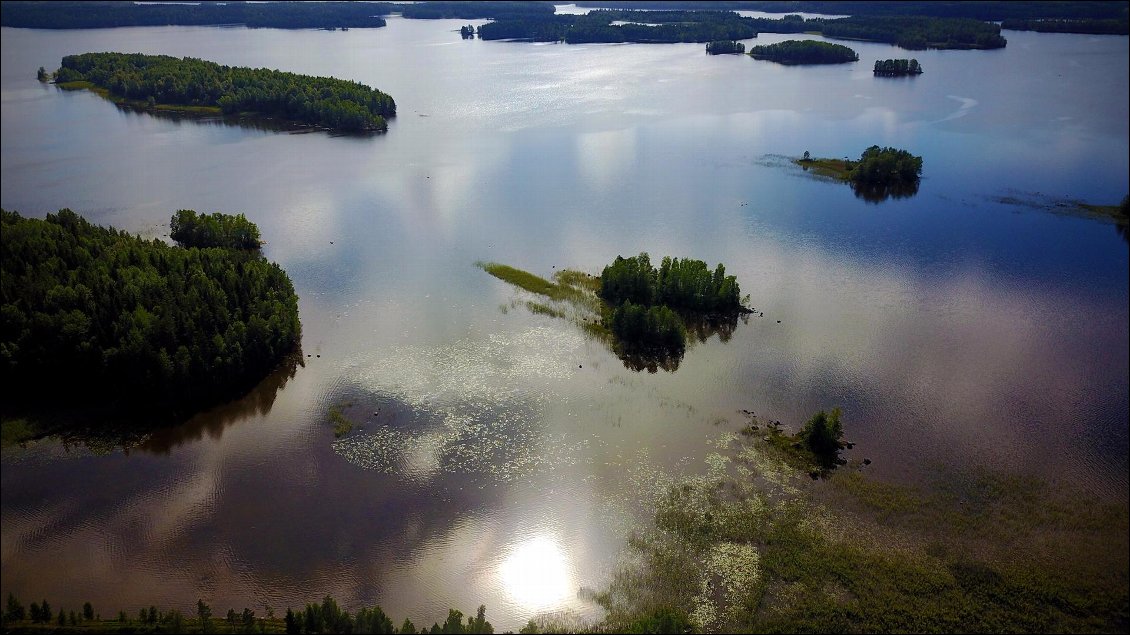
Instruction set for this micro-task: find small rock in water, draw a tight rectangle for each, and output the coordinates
[863,458,872,465]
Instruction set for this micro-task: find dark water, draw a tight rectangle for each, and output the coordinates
[2,15,1127,630]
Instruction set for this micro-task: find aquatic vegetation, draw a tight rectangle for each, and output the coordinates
[597,419,1129,633]
[327,404,353,438]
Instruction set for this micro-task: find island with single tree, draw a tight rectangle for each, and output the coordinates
[748,40,859,65]
[0,209,301,441]
[48,52,396,133]
[873,58,923,76]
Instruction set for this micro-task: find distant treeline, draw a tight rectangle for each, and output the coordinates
[0,209,301,423]
[571,1,1128,21]
[1001,17,1129,34]
[473,10,1006,50]
[749,40,859,64]
[0,1,554,29]
[53,53,396,133]
[0,1,390,29]
[1,593,501,634]
[398,1,553,19]
[479,9,757,43]
[873,58,923,76]
[818,15,1006,49]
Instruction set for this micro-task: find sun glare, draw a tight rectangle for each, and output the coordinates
[499,535,573,610]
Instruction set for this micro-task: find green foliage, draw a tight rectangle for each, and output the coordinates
[748,39,860,65]
[0,209,301,424]
[171,209,262,250]
[6,593,25,622]
[818,15,1007,49]
[873,58,923,76]
[706,40,746,55]
[800,407,844,461]
[601,253,743,314]
[55,52,395,132]
[849,145,923,185]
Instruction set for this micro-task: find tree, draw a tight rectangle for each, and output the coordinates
[284,608,299,635]
[83,602,94,621]
[803,150,811,161]
[5,594,25,622]
[801,407,844,461]
[197,599,212,633]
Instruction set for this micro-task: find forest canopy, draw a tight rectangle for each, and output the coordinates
[52,52,396,133]
[0,209,301,424]
[748,40,859,64]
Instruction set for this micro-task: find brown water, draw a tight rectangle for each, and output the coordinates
[1,16,1127,631]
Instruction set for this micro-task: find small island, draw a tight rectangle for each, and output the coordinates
[798,146,923,202]
[748,40,859,65]
[48,52,396,133]
[706,40,746,55]
[0,209,301,441]
[480,254,750,372]
[873,58,923,76]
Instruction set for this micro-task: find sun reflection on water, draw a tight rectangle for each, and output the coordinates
[499,536,574,611]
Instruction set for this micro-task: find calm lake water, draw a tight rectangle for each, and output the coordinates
[2,13,1128,631]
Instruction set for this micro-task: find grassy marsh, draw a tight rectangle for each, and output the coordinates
[596,418,1129,633]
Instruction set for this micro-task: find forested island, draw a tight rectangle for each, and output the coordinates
[706,40,746,55]
[0,209,301,438]
[49,53,396,133]
[472,10,1006,50]
[798,146,923,202]
[478,9,757,43]
[748,40,859,64]
[873,58,923,76]
[479,254,749,372]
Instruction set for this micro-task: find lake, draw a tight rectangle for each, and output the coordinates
[1,12,1127,631]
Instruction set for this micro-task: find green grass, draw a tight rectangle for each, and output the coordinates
[477,262,569,300]
[598,426,1130,634]
[795,156,854,180]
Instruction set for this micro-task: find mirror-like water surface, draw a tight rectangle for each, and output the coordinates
[2,16,1127,631]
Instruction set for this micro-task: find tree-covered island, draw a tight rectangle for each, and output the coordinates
[48,53,396,133]
[479,254,750,372]
[873,58,923,76]
[798,146,923,202]
[0,209,301,440]
[748,40,859,64]
[706,40,747,55]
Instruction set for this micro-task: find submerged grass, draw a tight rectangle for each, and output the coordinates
[328,403,353,438]
[598,424,1129,634]
[795,157,854,180]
